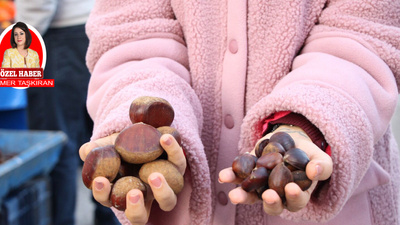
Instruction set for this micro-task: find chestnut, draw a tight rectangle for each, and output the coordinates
[292,170,312,191]
[261,142,286,157]
[269,132,295,151]
[285,164,299,172]
[157,126,182,146]
[129,96,175,128]
[241,167,269,192]
[255,184,269,199]
[154,126,183,161]
[232,153,258,179]
[0,152,17,164]
[118,160,142,178]
[82,145,121,189]
[114,123,164,164]
[110,176,147,211]
[283,148,310,171]
[139,159,184,194]
[256,152,283,170]
[155,125,184,161]
[255,139,269,158]
[226,130,312,201]
[268,162,293,199]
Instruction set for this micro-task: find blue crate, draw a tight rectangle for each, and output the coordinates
[0,129,67,205]
[0,176,52,225]
[0,88,28,130]
[0,88,27,111]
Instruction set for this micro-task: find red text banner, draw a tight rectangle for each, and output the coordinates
[0,68,44,79]
[0,79,54,87]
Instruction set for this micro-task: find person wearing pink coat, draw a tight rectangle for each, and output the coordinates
[79,0,400,224]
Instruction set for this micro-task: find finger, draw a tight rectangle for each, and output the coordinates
[262,189,284,216]
[79,142,98,161]
[148,172,177,212]
[160,134,186,175]
[294,139,333,181]
[218,168,243,184]
[228,187,260,205]
[284,182,313,212]
[92,177,112,207]
[125,189,149,225]
[79,133,119,161]
[305,156,333,181]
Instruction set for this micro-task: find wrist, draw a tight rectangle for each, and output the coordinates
[262,112,327,151]
[266,124,312,143]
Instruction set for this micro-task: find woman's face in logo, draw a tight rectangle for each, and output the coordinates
[14,27,26,47]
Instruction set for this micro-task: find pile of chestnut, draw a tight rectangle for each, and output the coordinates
[232,132,312,201]
[0,150,17,164]
[82,96,184,211]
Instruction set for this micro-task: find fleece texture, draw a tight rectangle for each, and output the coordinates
[85,0,400,224]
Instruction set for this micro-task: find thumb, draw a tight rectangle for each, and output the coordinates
[305,155,333,181]
[79,133,119,161]
[295,138,333,181]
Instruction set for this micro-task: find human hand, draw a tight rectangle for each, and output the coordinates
[79,133,186,225]
[219,125,332,215]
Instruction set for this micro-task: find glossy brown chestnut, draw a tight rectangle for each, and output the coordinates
[292,170,312,191]
[256,152,283,170]
[110,176,147,211]
[82,145,121,189]
[0,151,17,164]
[285,164,299,172]
[269,132,295,151]
[139,159,184,194]
[114,123,164,164]
[261,142,286,157]
[283,148,310,171]
[255,184,269,199]
[129,96,174,128]
[118,160,142,178]
[157,126,182,146]
[232,153,258,179]
[241,167,269,192]
[268,162,293,199]
[255,139,269,158]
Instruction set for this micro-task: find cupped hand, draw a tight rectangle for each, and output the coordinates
[79,133,186,225]
[218,125,332,216]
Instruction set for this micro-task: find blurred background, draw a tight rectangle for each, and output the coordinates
[0,0,13,32]
[0,0,399,225]
[0,0,120,225]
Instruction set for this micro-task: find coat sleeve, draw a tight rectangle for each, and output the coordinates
[240,0,399,222]
[85,1,212,224]
[2,49,11,68]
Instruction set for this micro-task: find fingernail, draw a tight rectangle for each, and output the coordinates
[162,135,172,146]
[218,178,223,184]
[150,176,162,188]
[129,193,140,204]
[315,164,322,179]
[287,191,299,198]
[265,199,275,205]
[94,181,104,191]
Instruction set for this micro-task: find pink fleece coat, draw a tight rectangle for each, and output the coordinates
[85,0,400,224]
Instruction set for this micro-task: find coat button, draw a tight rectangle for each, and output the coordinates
[224,114,234,129]
[218,191,228,205]
[229,39,238,54]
